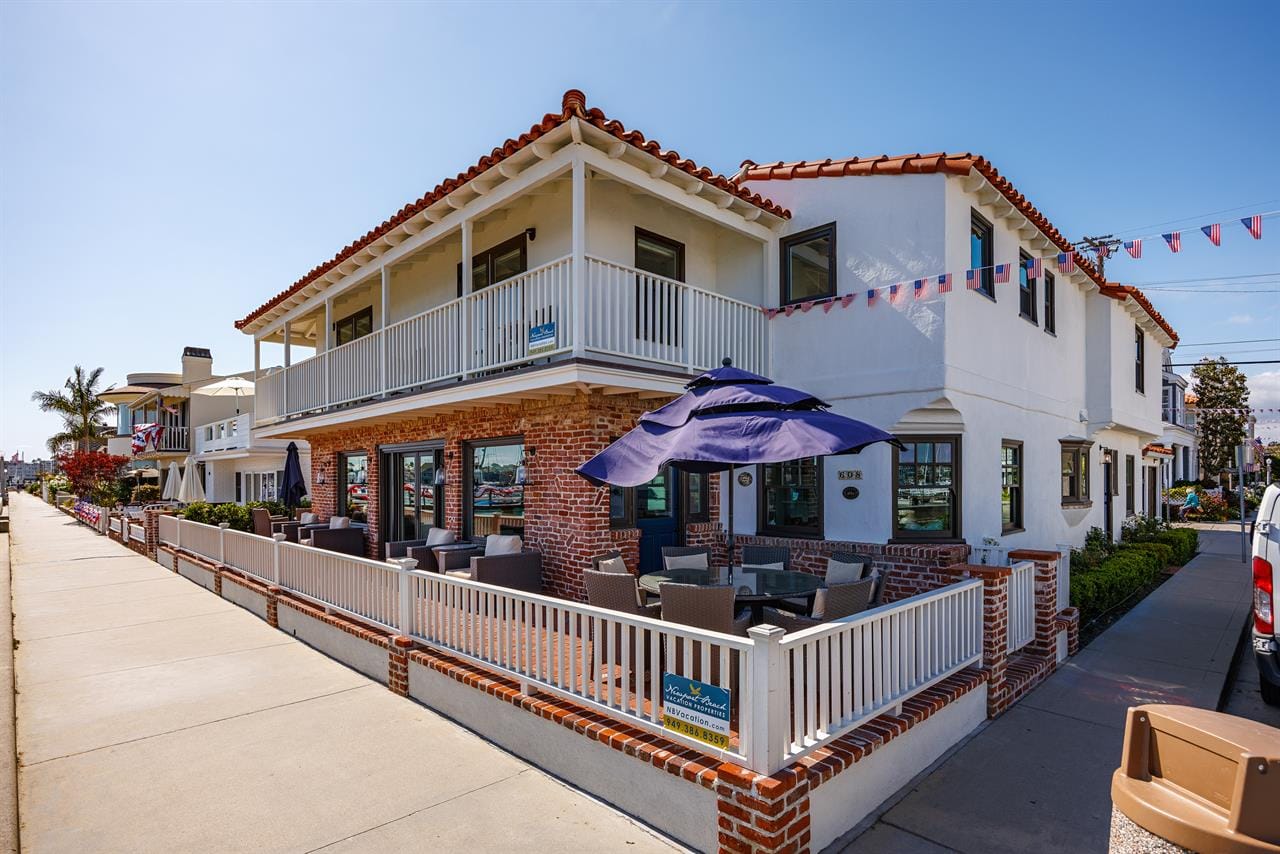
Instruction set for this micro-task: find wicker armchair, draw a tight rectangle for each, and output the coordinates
[301,527,367,557]
[740,545,791,570]
[386,528,456,561]
[659,582,747,686]
[446,551,542,593]
[660,545,712,572]
[590,549,632,574]
[762,578,876,633]
[585,569,658,617]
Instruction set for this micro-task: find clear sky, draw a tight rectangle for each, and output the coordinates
[2,0,1278,455]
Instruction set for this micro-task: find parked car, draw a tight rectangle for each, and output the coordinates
[1252,483,1280,705]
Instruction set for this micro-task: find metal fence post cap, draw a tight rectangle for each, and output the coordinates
[272,533,287,542]
[390,557,419,571]
[747,624,786,642]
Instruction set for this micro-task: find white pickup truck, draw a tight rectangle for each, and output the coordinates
[1253,483,1280,705]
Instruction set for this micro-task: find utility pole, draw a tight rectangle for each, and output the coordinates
[1076,234,1123,277]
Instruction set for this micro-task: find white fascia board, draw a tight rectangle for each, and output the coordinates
[250,128,577,340]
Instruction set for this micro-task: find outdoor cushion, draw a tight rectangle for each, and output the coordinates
[329,516,351,529]
[445,569,472,580]
[664,553,709,571]
[742,561,784,572]
[596,555,629,574]
[300,512,318,525]
[826,556,867,584]
[485,534,522,556]
[425,527,455,546]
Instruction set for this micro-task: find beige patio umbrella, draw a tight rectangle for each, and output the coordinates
[176,456,205,504]
[162,461,181,500]
[194,376,254,414]
[129,467,160,480]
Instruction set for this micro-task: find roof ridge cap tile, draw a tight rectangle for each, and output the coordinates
[236,90,789,329]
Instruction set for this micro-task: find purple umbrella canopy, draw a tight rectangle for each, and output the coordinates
[576,361,902,488]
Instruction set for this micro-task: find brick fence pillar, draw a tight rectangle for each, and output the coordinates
[715,764,810,854]
[1009,549,1061,659]
[942,564,1011,717]
[388,636,413,696]
[265,587,280,628]
[142,509,162,561]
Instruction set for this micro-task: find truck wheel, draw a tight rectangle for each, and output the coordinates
[1262,673,1280,707]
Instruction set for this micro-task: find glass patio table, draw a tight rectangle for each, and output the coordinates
[637,567,824,623]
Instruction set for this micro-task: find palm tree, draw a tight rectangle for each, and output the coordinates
[32,366,115,454]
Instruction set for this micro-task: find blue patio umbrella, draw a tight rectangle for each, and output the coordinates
[280,442,308,509]
[576,360,902,569]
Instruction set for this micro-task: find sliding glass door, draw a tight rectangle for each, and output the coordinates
[382,444,443,544]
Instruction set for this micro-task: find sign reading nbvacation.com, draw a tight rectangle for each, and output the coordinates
[661,673,731,749]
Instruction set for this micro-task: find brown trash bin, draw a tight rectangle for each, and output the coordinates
[1111,704,1280,853]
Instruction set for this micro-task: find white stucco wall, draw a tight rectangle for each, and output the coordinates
[202,451,311,504]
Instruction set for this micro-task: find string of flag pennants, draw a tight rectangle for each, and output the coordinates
[761,210,1275,319]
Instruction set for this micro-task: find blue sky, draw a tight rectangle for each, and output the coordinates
[2,0,1278,454]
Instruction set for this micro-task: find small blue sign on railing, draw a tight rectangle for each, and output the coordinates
[528,321,557,356]
[662,673,731,749]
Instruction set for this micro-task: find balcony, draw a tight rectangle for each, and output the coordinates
[254,255,768,425]
[195,414,253,453]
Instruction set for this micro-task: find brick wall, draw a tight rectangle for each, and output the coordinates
[303,391,653,601]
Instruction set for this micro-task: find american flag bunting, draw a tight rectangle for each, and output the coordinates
[1024,257,1043,279]
[1163,232,1182,252]
[1056,252,1075,273]
[994,263,1011,284]
[867,288,878,304]
[1242,215,1262,239]
[938,273,953,293]
[1201,223,1221,246]
[965,270,979,290]
[1123,239,1142,259]
[913,279,926,299]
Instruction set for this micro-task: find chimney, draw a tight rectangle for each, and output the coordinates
[181,346,213,383]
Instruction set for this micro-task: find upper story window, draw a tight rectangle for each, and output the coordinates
[1135,326,1146,393]
[635,228,684,281]
[333,307,373,347]
[780,223,836,305]
[758,458,823,537]
[970,210,995,299]
[1043,271,1056,334]
[1018,250,1037,323]
[457,233,528,295]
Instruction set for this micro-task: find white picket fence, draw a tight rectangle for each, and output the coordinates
[1007,560,1036,653]
[162,519,983,775]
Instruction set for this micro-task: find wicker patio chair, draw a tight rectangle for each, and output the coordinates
[585,569,659,690]
[739,545,791,570]
[762,577,876,633]
[658,582,747,687]
[660,545,711,572]
[590,550,630,574]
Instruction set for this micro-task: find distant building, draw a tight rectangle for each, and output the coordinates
[1157,349,1198,486]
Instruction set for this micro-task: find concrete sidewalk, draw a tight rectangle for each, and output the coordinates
[8,494,678,853]
[842,528,1254,854]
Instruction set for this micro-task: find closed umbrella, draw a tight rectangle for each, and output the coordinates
[176,456,205,504]
[161,461,182,500]
[279,441,308,509]
[576,359,902,569]
[194,376,255,414]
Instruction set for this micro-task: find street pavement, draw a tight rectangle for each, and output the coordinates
[840,526,1257,854]
[6,494,679,853]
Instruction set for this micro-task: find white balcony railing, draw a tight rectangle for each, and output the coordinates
[194,414,253,454]
[155,426,189,453]
[254,256,768,425]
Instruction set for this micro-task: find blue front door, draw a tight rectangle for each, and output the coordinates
[636,467,679,572]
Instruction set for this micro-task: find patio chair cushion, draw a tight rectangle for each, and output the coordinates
[445,569,472,580]
[826,556,868,585]
[484,534,523,556]
[664,553,709,571]
[596,555,629,574]
[425,527,455,546]
[742,561,784,572]
[329,516,351,529]
[300,512,318,525]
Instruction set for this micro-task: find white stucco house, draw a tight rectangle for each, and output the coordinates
[1159,349,1199,487]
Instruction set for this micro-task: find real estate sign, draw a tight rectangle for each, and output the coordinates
[662,673,731,749]
[528,322,557,356]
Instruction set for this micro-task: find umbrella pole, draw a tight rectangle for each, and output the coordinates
[726,466,735,581]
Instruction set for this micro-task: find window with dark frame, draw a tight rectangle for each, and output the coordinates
[1001,441,1023,533]
[970,210,995,298]
[758,458,823,537]
[684,471,710,524]
[464,438,525,539]
[1060,439,1092,506]
[333,307,373,347]
[634,228,685,344]
[337,452,369,523]
[1044,271,1056,334]
[893,437,961,540]
[1135,326,1146,392]
[780,223,836,305]
[1125,454,1136,515]
[1018,250,1037,322]
[456,233,528,296]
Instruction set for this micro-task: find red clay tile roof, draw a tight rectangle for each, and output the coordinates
[236,90,789,331]
[737,152,1178,344]
[1143,443,1174,456]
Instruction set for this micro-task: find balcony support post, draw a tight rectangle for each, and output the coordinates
[282,321,291,417]
[380,265,390,397]
[324,297,333,408]
[253,338,260,385]
[571,156,586,358]
[763,238,778,377]
[461,219,473,378]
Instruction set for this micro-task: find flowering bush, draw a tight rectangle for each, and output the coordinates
[55,450,129,500]
[1184,491,1230,522]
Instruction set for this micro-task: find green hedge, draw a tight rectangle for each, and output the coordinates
[179,502,252,532]
[1069,546,1164,623]
[1152,529,1198,565]
[1119,541,1174,568]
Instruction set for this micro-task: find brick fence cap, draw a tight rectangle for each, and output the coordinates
[956,563,1013,578]
[1008,549,1062,561]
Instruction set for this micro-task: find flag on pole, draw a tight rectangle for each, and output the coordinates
[1056,252,1075,273]
[938,273,953,293]
[913,279,926,299]
[1242,215,1263,239]
[1201,223,1221,246]
[1123,239,1142,259]
[1024,257,1043,279]
[1163,232,1182,253]
[965,270,980,290]
[994,263,1011,284]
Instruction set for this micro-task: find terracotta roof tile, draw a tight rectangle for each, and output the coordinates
[737,152,1178,344]
[236,90,788,330]
[1143,443,1174,456]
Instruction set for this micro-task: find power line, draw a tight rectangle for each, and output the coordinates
[1108,199,1280,235]
[1139,288,1280,293]
[1177,337,1280,347]
[1169,359,1280,366]
[1127,272,1280,286]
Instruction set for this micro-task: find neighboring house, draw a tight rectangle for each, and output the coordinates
[3,457,57,485]
[1159,350,1199,487]
[104,347,309,504]
[232,90,1174,593]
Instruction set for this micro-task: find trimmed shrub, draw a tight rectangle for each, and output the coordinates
[1070,546,1163,623]
[131,484,161,504]
[1119,541,1174,569]
[1153,529,1198,565]
[179,502,252,532]
[246,500,287,518]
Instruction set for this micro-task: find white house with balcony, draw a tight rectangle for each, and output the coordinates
[106,347,309,504]
[1159,349,1199,486]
